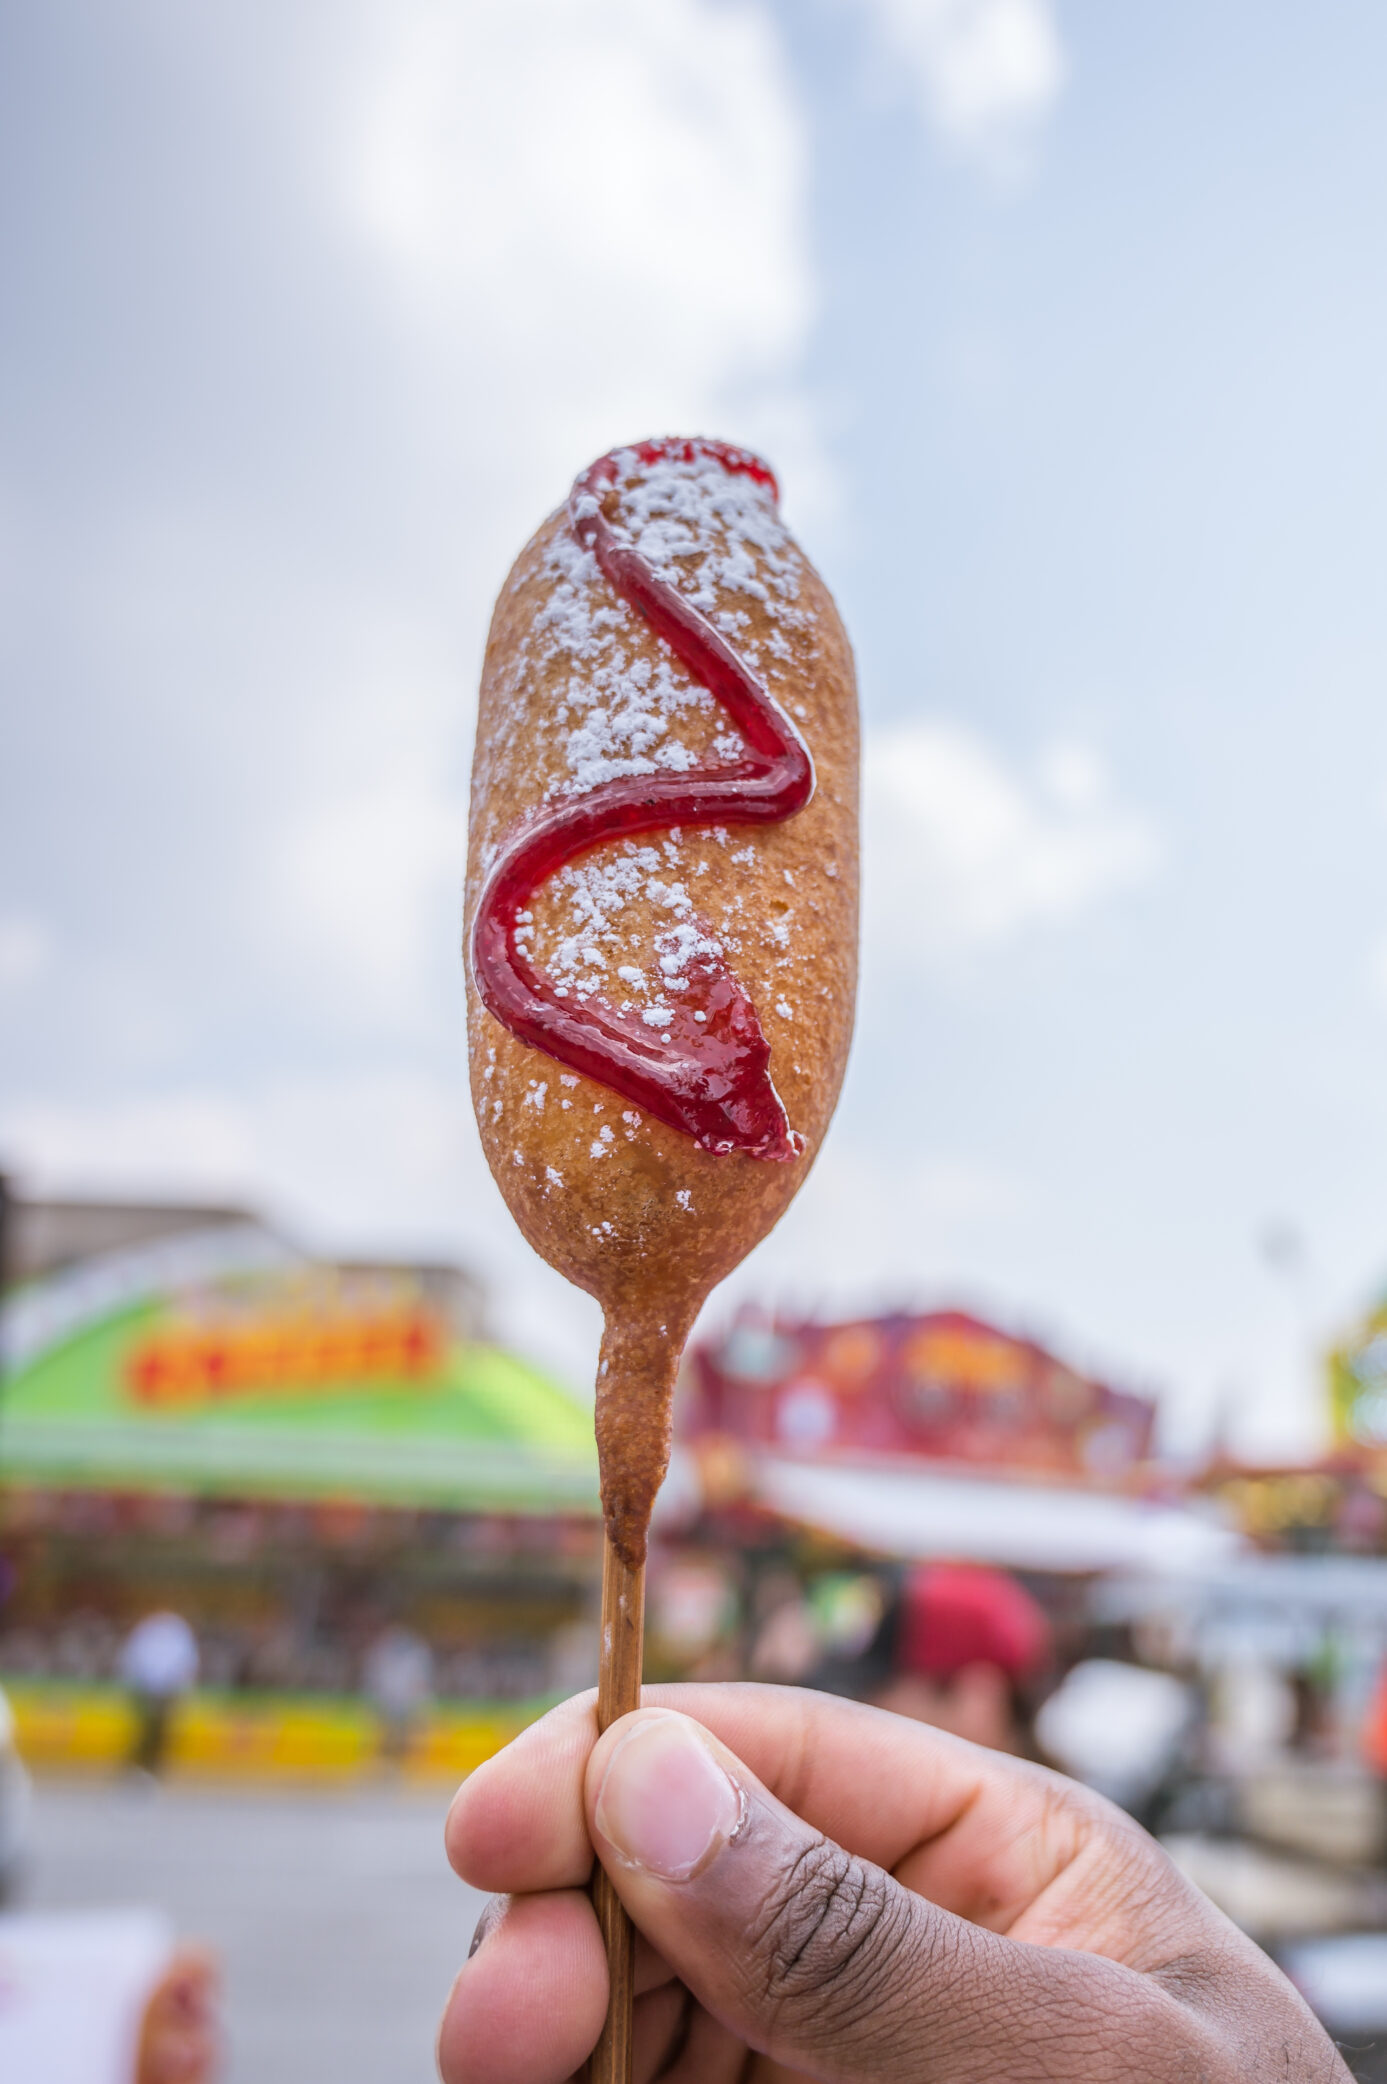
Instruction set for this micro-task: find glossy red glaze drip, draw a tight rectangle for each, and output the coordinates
[470,438,815,1160]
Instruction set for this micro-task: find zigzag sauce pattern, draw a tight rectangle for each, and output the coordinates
[470,439,815,1161]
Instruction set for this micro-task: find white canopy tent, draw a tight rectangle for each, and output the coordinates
[744,1454,1243,1576]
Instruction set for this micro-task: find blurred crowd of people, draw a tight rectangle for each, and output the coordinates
[648,1543,1387,1862]
[0,1611,555,1705]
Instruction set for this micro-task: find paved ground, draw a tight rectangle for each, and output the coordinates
[20,1776,487,2084]
[24,1779,1387,2084]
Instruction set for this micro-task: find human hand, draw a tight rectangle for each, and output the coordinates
[439,1683,1348,2084]
[134,1946,218,2084]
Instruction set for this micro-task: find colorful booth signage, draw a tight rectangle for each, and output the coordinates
[685,1308,1155,1482]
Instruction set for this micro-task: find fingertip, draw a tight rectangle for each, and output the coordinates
[583,1706,741,1816]
[443,1770,490,1881]
[584,1710,748,1889]
[446,1693,601,1893]
[437,1891,607,2084]
[582,1704,683,1792]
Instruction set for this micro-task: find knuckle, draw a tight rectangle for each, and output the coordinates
[745,1835,917,2037]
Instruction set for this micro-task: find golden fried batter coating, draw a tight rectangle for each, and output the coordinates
[465,445,858,1561]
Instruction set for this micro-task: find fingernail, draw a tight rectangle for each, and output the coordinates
[595,1714,745,1881]
[467,1899,502,1959]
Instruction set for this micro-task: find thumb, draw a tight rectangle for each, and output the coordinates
[585,1708,1183,2084]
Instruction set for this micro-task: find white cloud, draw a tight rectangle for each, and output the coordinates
[1367,936,1387,1013]
[715,1132,1027,1327]
[19,3,824,1055]
[863,721,1160,968]
[850,0,1065,170]
[293,0,822,1021]
[4,1091,262,1196]
[335,0,824,527]
[94,2,824,1047]
[0,914,50,994]
[268,783,464,1020]
[0,1075,484,1258]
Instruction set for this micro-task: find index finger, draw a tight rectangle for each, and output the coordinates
[446,1682,1104,1928]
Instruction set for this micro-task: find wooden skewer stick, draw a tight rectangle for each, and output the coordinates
[589,1532,646,2084]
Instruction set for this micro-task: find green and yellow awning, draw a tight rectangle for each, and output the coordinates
[0,1275,598,1514]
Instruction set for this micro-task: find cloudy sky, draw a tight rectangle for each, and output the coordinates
[4,1,1386,1456]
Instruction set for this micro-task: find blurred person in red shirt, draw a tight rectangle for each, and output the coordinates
[811,1562,1052,1754]
[874,1562,1052,1752]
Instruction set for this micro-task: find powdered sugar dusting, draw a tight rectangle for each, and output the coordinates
[509,449,806,803]
[540,836,729,1019]
[477,443,819,1149]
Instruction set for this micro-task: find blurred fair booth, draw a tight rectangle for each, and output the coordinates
[10,1182,1387,1935]
[646,1304,1235,1706]
[647,1305,1387,1946]
[0,1192,602,1782]
[652,1303,1233,1602]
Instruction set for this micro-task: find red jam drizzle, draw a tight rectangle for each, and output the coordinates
[470,437,814,1161]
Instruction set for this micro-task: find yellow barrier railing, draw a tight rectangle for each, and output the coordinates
[0,1679,549,1783]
